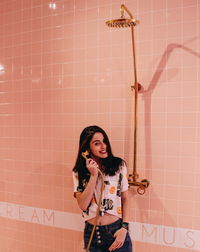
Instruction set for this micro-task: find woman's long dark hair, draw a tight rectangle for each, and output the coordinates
[73,125,123,190]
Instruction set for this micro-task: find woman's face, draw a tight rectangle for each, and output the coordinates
[89,132,108,160]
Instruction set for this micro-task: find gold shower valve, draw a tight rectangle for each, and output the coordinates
[128,174,150,195]
[128,172,139,181]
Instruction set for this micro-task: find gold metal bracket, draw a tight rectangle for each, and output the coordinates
[128,174,150,195]
[131,83,144,92]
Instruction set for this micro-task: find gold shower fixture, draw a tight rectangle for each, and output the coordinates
[106,4,150,195]
[106,4,139,28]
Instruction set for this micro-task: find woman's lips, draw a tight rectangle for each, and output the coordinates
[100,151,107,154]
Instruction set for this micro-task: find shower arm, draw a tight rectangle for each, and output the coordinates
[120,5,149,194]
[120,4,133,19]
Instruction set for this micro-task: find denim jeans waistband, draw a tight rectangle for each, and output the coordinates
[85,218,122,230]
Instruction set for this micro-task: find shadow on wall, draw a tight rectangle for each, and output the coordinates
[125,37,200,223]
[143,38,200,178]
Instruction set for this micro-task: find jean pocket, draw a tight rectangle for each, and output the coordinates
[102,229,115,245]
[121,232,132,250]
[106,222,121,236]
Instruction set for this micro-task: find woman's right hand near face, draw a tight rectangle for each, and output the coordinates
[86,159,99,177]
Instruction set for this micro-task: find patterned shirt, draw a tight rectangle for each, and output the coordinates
[72,163,129,220]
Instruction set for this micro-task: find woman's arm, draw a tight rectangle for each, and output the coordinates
[75,174,98,211]
[108,190,130,251]
[75,158,99,211]
[121,190,129,222]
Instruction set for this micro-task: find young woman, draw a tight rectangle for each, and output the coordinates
[72,125,132,252]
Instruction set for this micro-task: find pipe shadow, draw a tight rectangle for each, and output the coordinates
[141,41,200,179]
[125,38,200,224]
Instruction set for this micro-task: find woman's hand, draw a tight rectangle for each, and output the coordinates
[86,158,99,177]
[108,228,127,251]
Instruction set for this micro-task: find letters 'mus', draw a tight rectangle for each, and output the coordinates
[141,224,195,249]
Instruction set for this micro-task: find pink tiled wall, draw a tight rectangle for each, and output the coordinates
[0,0,200,251]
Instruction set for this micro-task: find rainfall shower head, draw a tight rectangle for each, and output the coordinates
[106,18,138,28]
[105,4,139,28]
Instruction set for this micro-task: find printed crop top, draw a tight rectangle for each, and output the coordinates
[72,163,129,220]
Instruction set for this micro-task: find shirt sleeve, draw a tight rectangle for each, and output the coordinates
[72,171,86,193]
[121,162,129,192]
[72,171,79,192]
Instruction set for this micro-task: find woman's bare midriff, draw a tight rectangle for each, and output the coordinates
[87,213,119,226]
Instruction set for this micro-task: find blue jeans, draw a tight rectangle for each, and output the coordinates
[84,218,132,252]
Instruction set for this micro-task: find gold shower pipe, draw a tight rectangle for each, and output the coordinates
[106,4,149,194]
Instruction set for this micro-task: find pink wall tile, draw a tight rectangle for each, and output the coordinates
[0,0,200,251]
